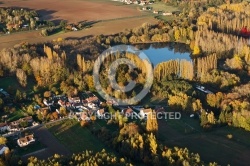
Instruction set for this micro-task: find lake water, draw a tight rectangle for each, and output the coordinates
[134,43,191,67]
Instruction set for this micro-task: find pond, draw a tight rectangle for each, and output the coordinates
[134,42,191,67]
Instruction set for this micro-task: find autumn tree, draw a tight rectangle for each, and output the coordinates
[16,69,27,87]
[146,110,158,135]
[0,137,7,145]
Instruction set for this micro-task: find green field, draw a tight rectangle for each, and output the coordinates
[46,119,110,153]
[159,114,250,165]
[18,141,46,156]
[149,2,178,12]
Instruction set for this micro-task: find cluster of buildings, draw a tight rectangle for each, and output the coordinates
[39,91,106,121]
[114,0,154,5]
[113,0,180,16]
[0,116,37,148]
[0,116,38,134]
[116,106,166,119]
[39,90,167,122]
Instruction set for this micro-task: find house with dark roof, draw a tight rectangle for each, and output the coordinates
[122,108,134,117]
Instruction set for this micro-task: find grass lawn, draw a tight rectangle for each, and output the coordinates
[159,113,250,165]
[46,119,110,153]
[148,2,178,12]
[17,141,46,156]
[7,110,25,122]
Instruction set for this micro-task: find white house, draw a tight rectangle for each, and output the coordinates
[72,27,78,31]
[17,134,35,147]
[162,12,172,16]
[97,109,105,117]
[88,103,97,109]
[43,99,54,106]
[81,112,90,121]
[139,108,152,119]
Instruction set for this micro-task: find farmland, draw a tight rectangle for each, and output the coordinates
[0,0,144,23]
[0,0,158,49]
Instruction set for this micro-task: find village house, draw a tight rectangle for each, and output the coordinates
[17,134,35,147]
[97,108,105,117]
[72,103,84,109]
[87,102,97,109]
[8,116,34,132]
[72,27,78,31]
[58,100,66,107]
[68,97,81,103]
[122,107,134,117]
[43,99,54,106]
[86,95,99,103]
[8,121,21,132]
[106,99,118,106]
[82,100,88,106]
[162,12,172,16]
[133,0,138,4]
[80,112,90,121]
[139,108,152,119]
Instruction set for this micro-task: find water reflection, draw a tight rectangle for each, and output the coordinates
[133,42,191,66]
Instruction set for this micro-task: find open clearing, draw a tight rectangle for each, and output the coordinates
[21,125,71,161]
[158,114,250,166]
[46,119,110,153]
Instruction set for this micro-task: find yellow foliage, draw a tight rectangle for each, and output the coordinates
[57,38,64,42]
[193,45,201,55]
